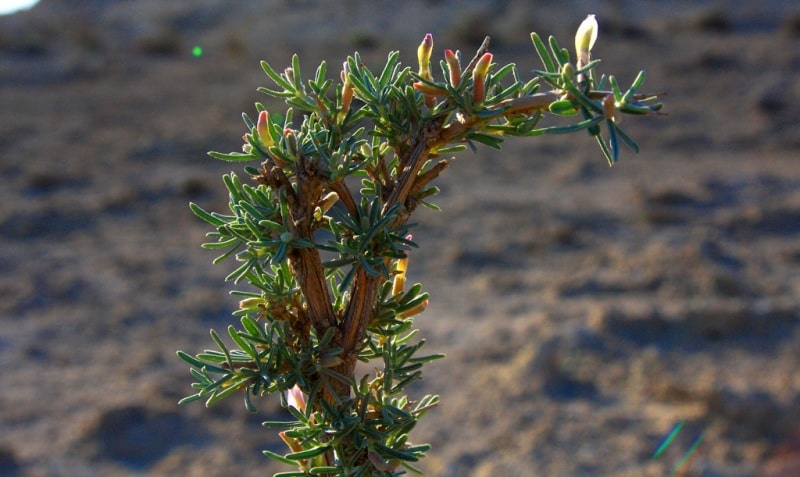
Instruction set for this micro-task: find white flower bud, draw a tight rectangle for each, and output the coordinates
[575,14,598,67]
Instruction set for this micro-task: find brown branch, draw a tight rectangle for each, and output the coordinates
[408,159,449,200]
[329,180,358,218]
[287,153,338,335]
[383,117,445,217]
[339,268,382,360]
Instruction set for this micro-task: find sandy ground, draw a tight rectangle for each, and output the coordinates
[2,1,800,475]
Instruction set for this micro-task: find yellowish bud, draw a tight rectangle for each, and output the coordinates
[256,110,273,149]
[400,299,428,319]
[319,191,339,214]
[239,297,263,310]
[575,14,598,68]
[560,62,574,81]
[417,33,433,78]
[392,257,408,296]
[339,62,354,121]
[472,52,493,103]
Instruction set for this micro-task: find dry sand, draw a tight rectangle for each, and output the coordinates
[2,1,800,475]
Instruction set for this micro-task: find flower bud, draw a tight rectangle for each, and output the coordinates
[242,134,253,154]
[256,110,273,148]
[286,384,307,413]
[284,67,295,85]
[444,49,461,87]
[575,14,598,68]
[239,297,263,310]
[284,128,298,158]
[339,61,354,120]
[560,62,574,82]
[472,52,493,104]
[417,33,433,79]
[412,81,448,97]
[400,299,428,319]
[392,256,408,296]
[319,191,339,214]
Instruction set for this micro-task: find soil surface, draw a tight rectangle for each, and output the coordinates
[2,1,800,476]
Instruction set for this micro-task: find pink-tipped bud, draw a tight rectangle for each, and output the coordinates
[284,67,295,85]
[412,81,448,97]
[472,52,493,103]
[256,110,273,148]
[412,81,442,108]
[444,49,461,87]
[286,384,307,413]
[417,33,433,79]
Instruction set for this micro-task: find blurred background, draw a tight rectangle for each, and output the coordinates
[1,1,800,475]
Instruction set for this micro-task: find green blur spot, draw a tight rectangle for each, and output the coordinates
[652,422,684,459]
[192,46,203,57]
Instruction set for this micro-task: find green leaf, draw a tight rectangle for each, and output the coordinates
[261,60,294,91]
[595,134,614,166]
[262,420,298,429]
[373,443,419,462]
[262,449,296,465]
[309,467,340,475]
[286,445,330,461]
[177,393,204,405]
[176,350,228,375]
[611,122,640,153]
[609,75,623,102]
[530,33,556,74]
[467,132,504,150]
[208,151,257,162]
[256,86,295,98]
[548,36,568,67]
[242,112,255,131]
[189,202,226,226]
[538,115,603,135]
[548,99,579,116]
[624,70,647,103]
[291,53,303,91]
[606,119,619,164]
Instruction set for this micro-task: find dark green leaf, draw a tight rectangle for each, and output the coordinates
[466,132,504,150]
[286,445,330,460]
[262,449,296,465]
